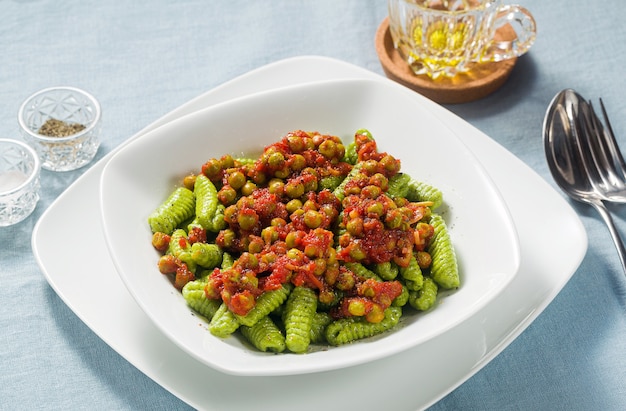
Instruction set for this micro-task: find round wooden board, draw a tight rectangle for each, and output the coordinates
[375,17,517,104]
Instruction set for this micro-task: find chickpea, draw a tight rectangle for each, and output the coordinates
[326,247,337,265]
[319,204,338,221]
[301,167,319,179]
[303,136,316,150]
[151,232,170,252]
[157,254,178,274]
[239,252,259,270]
[335,143,345,160]
[312,134,324,147]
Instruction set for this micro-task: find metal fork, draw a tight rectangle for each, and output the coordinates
[580,99,626,203]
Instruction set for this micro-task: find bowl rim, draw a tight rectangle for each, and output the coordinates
[0,138,41,195]
[17,86,102,143]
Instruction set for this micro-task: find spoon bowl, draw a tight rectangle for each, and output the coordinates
[544,89,626,273]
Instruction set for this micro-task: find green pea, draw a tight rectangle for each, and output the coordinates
[287,135,305,153]
[318,140,336,159]
[349,244,366,261]
[274,167,291,179]
[346,217,364,236]
[304,210,323,229]
[290,154,306,171]
[241,181,257,196]
[202,158,222,178]
[218,186,237,205]
[261,226,278,244]
[220,229,236,248]
[285,181,305,198]
[267,152,285,168]
[286,199,303,213]
[268,178,285,195]
[285,231,300,248]
[366,202,384,216]
[227,170,246,190]
[248,237,264,253]
[361,185,381,199]
[238,210,259,231]
[287,248,304,262]
[220,155,235,169]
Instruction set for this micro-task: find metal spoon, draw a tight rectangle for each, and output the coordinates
[543,88,626,273]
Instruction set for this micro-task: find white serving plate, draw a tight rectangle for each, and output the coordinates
[99,78,519,376]
[32,56,587,410]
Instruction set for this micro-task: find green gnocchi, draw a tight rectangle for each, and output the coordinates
[150,129,459,354]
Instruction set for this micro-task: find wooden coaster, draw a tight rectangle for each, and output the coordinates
[375,17,517,104]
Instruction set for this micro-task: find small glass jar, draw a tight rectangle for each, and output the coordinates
[0,139,41,226]
[18,86,102,172]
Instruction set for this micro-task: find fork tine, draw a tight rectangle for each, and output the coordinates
[598,98,626,173]
[571,101,605,184]
[584,100,626,186]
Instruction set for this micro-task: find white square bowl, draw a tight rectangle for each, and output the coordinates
[100,78,520,376]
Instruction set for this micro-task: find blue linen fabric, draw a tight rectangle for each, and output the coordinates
[1,0,626,410]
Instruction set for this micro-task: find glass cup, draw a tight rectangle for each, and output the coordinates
[18,86,102,172]
[0,139,41,227]
[387,0,536,79]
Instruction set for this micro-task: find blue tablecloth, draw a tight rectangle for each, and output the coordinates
[2,1,626,409]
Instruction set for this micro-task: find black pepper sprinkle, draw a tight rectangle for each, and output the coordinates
[38,118,86,137]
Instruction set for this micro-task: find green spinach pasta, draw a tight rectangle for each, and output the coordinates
[149,129,459,353]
